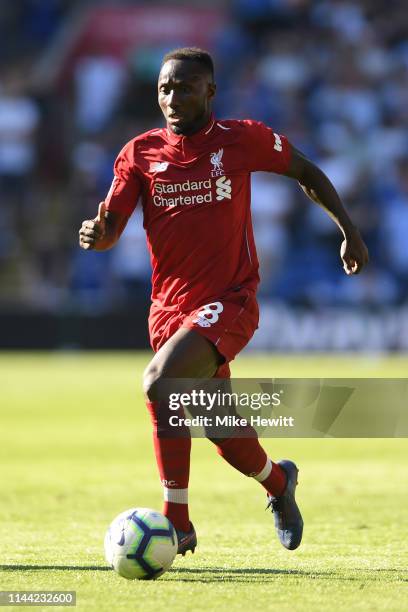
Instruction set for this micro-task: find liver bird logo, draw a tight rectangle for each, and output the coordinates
[210,148,224,172]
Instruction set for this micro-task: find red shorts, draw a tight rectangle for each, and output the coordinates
[148,287,259,377]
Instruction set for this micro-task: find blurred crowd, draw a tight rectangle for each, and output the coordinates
[1,0,408,314]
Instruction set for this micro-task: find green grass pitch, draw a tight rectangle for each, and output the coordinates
[1,352,407,611]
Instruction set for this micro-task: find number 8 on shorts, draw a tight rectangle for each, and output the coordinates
[192,302,224,327]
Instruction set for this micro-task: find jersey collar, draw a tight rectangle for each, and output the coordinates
[166,114,216,145]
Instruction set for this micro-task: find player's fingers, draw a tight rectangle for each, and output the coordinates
[81,220,97,231]
[79,235,96,244]
[342,255,357,275]
[80,221,105,240]
[79,238,93,249]
[96,201,107,223]
[81,227,102,239]
[347,259,361,274]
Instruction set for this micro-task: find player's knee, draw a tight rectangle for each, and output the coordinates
[207,436,227,445]
[142,364,163,401]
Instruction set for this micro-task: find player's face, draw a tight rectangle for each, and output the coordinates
[158,60,216,135]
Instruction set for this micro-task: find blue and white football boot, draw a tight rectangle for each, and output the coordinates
[266,459,303,550]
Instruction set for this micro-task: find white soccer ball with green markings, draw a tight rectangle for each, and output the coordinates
[104,508,178,580]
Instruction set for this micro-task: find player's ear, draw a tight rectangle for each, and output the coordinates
[208,82,216,99]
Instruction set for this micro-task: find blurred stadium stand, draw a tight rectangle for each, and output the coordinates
[1,0,408,350]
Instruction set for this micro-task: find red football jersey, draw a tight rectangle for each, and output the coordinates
[105,116,292,311]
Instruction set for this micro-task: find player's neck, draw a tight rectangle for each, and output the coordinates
[169,112,213,137]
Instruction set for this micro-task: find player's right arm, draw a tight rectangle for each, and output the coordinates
[283,146,369,275]
[79,202,129,251]
[79,141,142,251]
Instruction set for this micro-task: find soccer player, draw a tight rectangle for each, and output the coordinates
[79,48,369,555]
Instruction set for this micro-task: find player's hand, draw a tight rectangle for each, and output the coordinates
[79,202,107,250]
[340,227,369,275]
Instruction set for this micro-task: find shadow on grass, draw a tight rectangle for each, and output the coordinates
[0,565,406,584]
[0,565,111,571]
[166,567,407,584]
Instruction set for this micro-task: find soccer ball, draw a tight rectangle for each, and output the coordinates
[104,508,178,580]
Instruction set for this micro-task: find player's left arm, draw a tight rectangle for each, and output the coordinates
[283,145,369,275]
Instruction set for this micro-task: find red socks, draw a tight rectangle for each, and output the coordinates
[146,401,191,531]
[216,434,287,497]
[146,401,287,533]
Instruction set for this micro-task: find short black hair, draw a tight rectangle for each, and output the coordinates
[161,47,214,80]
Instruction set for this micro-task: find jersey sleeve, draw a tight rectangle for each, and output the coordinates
[105,142,143,216]
[241,120,292,174]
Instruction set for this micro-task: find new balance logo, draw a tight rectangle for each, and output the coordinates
[193,316,212,328]
[150,161,169,173]
[215,176,232,200]
[273,133,283,152]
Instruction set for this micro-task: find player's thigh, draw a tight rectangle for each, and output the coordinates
[183,289,259,365]
[143,327,223,399]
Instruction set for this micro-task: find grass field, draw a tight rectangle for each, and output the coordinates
[1,352,407,611]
